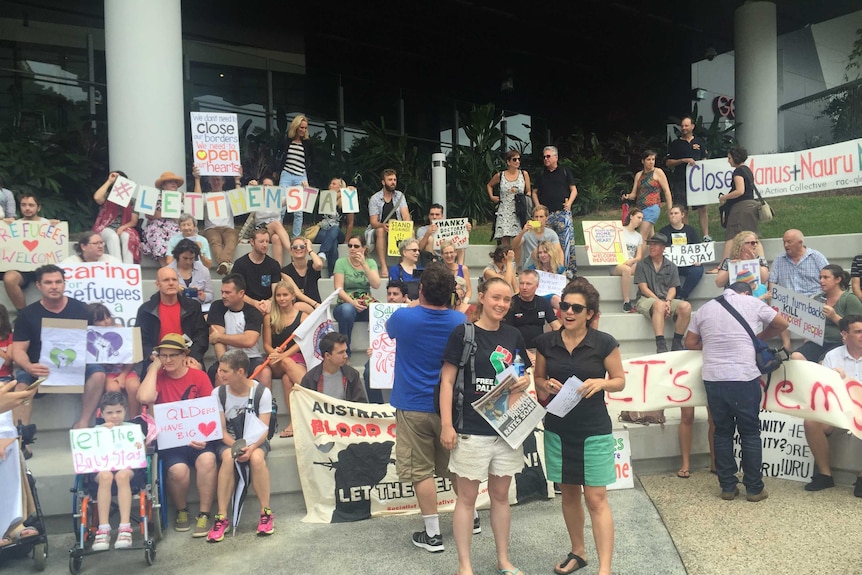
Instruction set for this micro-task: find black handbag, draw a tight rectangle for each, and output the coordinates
[718,194,730,228]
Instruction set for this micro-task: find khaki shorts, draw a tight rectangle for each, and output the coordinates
[636,297,684,319]
[395,410,452,483]
[449,434,524,482]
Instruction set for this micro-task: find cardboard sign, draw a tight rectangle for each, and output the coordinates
[431,218,470,250]
[770,284,825,345]
[108,176,137,208]
[536,270,567,297]
[285,186,304,213]
[62,263,143,327]
[134,186,159,216]
[665,241,715,266]
[0,220,69,271]
[302,187,319,213]
[39,318,88,387]
[318,189,339,215]
[153,396,223,450]
[86,327,143,364]
[340,188,360,213]
[733,411,814,483]
[368,303,407,389]
[728,259,762,283]
[387,220,414,257]
[581,221,625,265]
[191,112,241,176]
[608,431,634,490]
[184,192,205,220]
[161,190,183,218]
[70,425,147,474]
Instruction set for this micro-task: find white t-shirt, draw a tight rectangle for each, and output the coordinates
[213,381,273,439]
[622,229,643,260]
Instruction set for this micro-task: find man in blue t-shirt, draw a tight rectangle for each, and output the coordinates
[386,263,466,553]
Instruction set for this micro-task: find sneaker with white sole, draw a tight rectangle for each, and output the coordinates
[92,528,110,552]
[192,512,210,538]
[174,508,190,532]
[412,530,444,552]
[473,516,481,535]
[703,235,713,243]
[207,515,229,543]
[114,527,133,549]
[257,508,274,535]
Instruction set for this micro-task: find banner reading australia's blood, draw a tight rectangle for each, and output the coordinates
[61,262,143,326]
[291,387,552,524]
[685,138,862,206]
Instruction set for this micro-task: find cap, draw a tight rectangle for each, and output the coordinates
[646,233,669,245]
[154,333,188,351]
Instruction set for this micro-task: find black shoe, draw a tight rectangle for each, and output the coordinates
[473,516,481,535]
[412,530,444,552]
[855,478,862,498]
[804,473,835,491]
[671,339,685,351]
[622,301,632,313]
[656,339,669,354]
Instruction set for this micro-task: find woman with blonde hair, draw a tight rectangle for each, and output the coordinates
[279,114,314,237]
[529,239,566,310]
[441,240,472,303]
[263,281,308,438]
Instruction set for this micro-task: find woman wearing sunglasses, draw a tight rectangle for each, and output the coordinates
[714,231,769,291]
[439,276,530,575]
[281,236,324,312]
[333,233,381,351]
[533,281,625,575]
[486,149,532,249]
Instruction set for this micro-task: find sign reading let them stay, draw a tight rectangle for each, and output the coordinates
[0,220,69,272]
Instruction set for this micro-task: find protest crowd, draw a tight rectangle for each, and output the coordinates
[2,120,862,575]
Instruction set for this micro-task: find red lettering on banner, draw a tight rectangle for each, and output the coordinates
[387,423,397,437]
[845,380,862,431]
[667,369,692,403]
[627,359,667,403]
[809,381,842,413]
[773,380,801,410]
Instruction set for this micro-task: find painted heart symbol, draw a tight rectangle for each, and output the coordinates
[23,240,39,251]
[196,150,207,160]
[198,421,217,437]
[589,225,618,251]
[49,348,77,368]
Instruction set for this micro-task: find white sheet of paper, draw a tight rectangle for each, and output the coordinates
[545,374,586,417]
[243,412,269,443]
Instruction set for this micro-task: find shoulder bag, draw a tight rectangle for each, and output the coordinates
[715,295,784,379]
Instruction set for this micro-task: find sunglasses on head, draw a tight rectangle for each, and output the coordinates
[559,301,587,314]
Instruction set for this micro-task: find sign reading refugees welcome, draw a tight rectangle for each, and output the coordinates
[0,220,69,271]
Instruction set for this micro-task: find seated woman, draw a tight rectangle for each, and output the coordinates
[333,234,381,352]
[609,208,644,312]
[308,177,355,276]
[280,237,324,314]
[528,239,568,310]
[142,171,183,266]
[388,239,422,300]
[165,214,213,268]
[167,239,214,306]
[714,230,769,291]
[482,245,518,294]
[247,176,292,266]
[441,240,472,303]
[263,281,308,439]
[92,171,141,264]
[0,384,40,548]
[62,231,122,264]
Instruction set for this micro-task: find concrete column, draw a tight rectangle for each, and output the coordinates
[104,0,187,188]
[431,153,446,210]
[734,1,778,153]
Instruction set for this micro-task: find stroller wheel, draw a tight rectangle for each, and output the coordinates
[69,555,83,575]
[33,542,48,571]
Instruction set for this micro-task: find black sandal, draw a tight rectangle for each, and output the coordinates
[554,552,587,575]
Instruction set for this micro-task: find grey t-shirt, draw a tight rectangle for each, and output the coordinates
[322,370,345,400]
[520,228,560,269]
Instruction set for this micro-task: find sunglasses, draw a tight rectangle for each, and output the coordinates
[744,240,759,245]
[543,155,553,159]
[348,243,363,248]
[510,157,521,162]
[291,244,306,250]
[559,301,587,314]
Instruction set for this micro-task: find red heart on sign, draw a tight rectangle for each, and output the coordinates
[23,240,39,252]
[198,421,217,437]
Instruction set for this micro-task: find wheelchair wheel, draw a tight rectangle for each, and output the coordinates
[147,453,164,542]
[33,542,48,571]
[69,555,83,575]
[144,542,156,566]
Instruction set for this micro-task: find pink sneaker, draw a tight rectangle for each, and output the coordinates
[207,515,229,543]
[257,509,274,536]
[114,526,133,549]
[92,528,110,552]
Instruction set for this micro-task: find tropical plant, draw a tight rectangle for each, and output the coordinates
[558,130,627,215]
[821,27,862,143]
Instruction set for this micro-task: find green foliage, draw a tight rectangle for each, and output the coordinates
[822,27,862,143]
[559,130,627,216]
[668,105,737,159]
[447,104,503,224]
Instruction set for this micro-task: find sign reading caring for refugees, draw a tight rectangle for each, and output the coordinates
[190,112,241,177]
[685,137,862,206]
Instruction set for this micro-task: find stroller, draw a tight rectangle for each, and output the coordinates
[68,411,166,573]
[0,421,49,571]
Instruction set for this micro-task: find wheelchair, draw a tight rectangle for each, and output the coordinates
[0,422,49,571]
[68,417,166,574]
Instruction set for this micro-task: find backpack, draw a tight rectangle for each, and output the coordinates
[218,382,278,441]
[433,323,476,430]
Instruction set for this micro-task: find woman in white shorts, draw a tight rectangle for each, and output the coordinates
[440,276,531,575]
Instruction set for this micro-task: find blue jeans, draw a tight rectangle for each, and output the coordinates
[279,171,306,237]
[704,378,764,494]
[333,302,369,353]
[315,224,342,275]
[546,209,576,275]
[678,265,705,300]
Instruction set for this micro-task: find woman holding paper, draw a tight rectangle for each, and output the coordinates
[142,171,183,266]
[533,281,626,575]
[714,231,769,291]
[439,276,531,575]
[609,208,644,313]
[332,234,380,352]
[92,171,141,264]
[529,239,569,311]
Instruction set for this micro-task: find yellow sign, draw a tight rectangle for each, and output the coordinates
[387,220,414,257]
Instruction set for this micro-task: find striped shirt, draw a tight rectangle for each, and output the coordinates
[283,141,306,176]
[768,248,828,297]
[851,254,862,281]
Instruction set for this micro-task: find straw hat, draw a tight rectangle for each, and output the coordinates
[155,171,185,189]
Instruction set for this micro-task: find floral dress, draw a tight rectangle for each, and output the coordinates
[494,170,525,239]
[141,199,179,258]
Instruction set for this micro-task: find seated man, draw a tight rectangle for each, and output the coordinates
[61,231,121,264]
[301,332,367,402]
[416,203,472,265]
[193,168,239,275]
[659,204,705,300]
[207,274,272,388]
[208,349,274,541]
[804,314,862,496]
[165,214,213,269]
[231,228,283,315]
[137,333,217,537]
[3,192,60,310]
[504,269,561,364]
[368,169,411,276]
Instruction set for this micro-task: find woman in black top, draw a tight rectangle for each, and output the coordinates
[281,236,323,309]
[718,146,762,263]
[533,281,625,575]
[440,277,530,575]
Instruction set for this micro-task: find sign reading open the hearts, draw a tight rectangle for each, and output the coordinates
[153,396,222,449]
[581,220,626,265]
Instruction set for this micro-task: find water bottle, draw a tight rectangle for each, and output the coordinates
[513,349,525,377]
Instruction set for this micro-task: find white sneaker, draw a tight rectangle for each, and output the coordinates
[318,252,327,261]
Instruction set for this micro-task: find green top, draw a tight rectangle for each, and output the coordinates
[819,290,862,343]
[334,257,378,294]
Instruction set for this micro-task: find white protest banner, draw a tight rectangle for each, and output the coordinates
[70,425,147,474]
[728,259,762,283]
[387,220,414,257]
[770,284,825,345]
[153,396,223,450]
[285,186,304,213]
[294,290,340,370]
[369,303,407,390]
[190,111,241,176]
[665,241,715,266]
[686,138,862,206]
[184,192,205,221]
[86,327,142,364]
[536,270,567,297]
[610,351,862,439]
[204,192,229,222]
[226,187,250,216]
[303,187,319,213]
[581,221,625,265]
[108,176,137,208]
[607,431,634,491]
[134,186,159,216]
[62,262,143,326]
[291,386,552,523]
[733,411,814,483]
[0,441,22,535]
[39,318,88,388]
[161,190,183,219]
[432,218,469,250]
[263,186,284,213]
[0,220,68,272]
[318,189,338,215]
[340,188,360,213]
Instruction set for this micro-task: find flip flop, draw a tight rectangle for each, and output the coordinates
[497,569,523,575]
[677,469,691,479]
[279,427,294,439]
[554,552,587,575]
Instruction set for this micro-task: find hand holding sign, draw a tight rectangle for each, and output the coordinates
[153,396,223,450]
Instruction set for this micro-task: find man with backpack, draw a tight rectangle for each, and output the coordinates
[208,349,275,541]
[386,263,469,552]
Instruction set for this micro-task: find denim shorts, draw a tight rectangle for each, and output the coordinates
[641,204,660,224]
